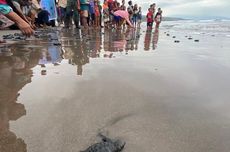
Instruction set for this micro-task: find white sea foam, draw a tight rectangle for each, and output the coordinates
[162,20,230,35]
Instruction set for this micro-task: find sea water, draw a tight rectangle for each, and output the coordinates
[161,20,230,37]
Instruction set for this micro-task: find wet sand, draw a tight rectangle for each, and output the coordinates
[1,25,230,152]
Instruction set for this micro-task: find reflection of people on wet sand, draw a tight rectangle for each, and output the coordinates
[88,29,102,58]
[134,27,141,50]
[0,60,27,152]
[103,51,113,58]
[144,29,152,51]
[38,47,63,75]
[70,42,89,75]
[125,28,135,51]
[152,28,159,50]
[0,48,40,152]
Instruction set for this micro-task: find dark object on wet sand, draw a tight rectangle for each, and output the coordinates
[174,40,180,43]
[53,42,61,46]
[188,37,193,40]
[194,39,199,42]
[81,134,125,152]
[2,33,26,40]
[14,36,26,40]
[3,34,14,39]
[166,34,170,36]
[172,36,176,38]
[41,70,47,75]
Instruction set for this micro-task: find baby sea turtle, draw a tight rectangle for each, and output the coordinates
[81,134,125,152]
[174,40,180,43]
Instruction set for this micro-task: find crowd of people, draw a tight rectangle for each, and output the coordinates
[0,0,163,38]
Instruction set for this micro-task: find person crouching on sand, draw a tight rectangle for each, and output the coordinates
[0,0,34,37]
[112,10,134,29]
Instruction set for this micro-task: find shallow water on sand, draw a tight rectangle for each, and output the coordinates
[1,24,230,152]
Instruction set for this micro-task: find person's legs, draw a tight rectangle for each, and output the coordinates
[91,13,95,27]
[81,10,88,29]
[73,10,80,28]
[60,7,66,25]
[64,5,73,28]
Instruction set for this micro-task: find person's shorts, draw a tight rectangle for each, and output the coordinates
[80,4,89,11]
[147,22,153,27]
[90,13,95,21]
[0,4,12,15]
[81,10,88,17]
[114,15,122,22]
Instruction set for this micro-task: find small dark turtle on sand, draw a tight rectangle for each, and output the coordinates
[3,34,26,40]
[188,37,193,40]
[14,36,26,40]
[3,34,14,39]
[194,39,199,42]
[166,34,170,36]
[81,134,125,152]
[172,36,176,38]
[14,33,24,37]
[53,42,61,46]
[174,40,180,43]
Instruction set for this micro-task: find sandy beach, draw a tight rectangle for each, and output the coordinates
[1,21,230,152]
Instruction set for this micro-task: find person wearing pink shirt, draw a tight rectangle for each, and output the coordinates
[113,10,133,28]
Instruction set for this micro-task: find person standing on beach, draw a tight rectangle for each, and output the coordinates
[150,3,156,16]
[0,0,34,36]
[88,0,95,26]
[80,0,89,29]
[146,8,153,29]
[127,0,133,23]
[103,0,109,28]
[132,4,138,27]
[155,8,162,28]
[65,0,80,28]
[94,0,100,28]
[120,0,125,10]
[137,6,142,28]
[57,0,67,26]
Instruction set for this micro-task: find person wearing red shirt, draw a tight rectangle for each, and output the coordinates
[146,8,153,29]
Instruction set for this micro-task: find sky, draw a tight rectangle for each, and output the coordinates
[123,0,230,19]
